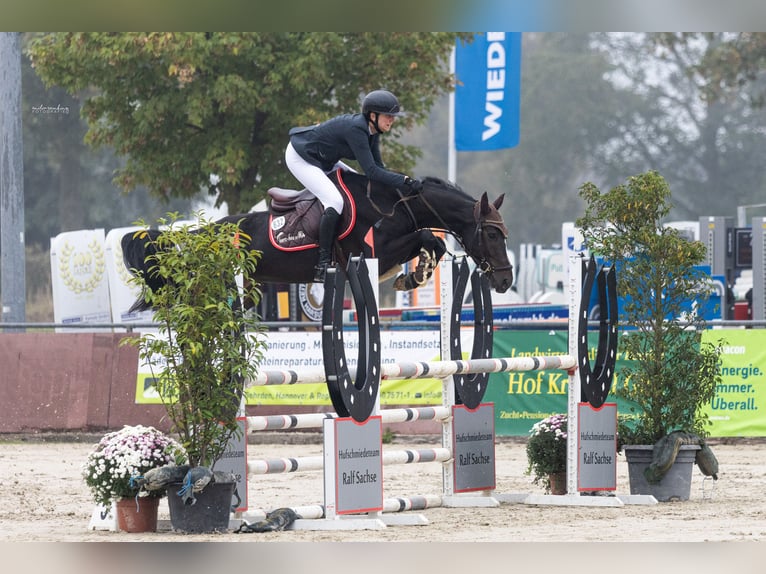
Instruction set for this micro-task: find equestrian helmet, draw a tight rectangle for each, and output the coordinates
[362,90,404,117]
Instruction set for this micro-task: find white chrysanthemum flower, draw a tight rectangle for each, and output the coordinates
[83,425,188,506]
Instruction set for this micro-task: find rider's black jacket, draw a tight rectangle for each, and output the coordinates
[289,113,406,189]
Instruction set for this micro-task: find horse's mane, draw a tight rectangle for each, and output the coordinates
[422,176,474,202]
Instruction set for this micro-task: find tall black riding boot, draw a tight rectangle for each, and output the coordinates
[314,207,340,282]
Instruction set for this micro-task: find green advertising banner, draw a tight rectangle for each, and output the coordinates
[701,329,766,436]
[486,329,766,437]
[484,330,637,435]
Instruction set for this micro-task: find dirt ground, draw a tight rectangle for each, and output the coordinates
[0,434,764,572]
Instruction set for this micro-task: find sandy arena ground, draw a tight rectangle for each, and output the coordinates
[1,434,765,544]
[1,433,765,574]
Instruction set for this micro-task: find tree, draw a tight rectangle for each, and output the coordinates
[20,34,192,248]
[577,171,722,445]
[654,33,766,108]
[28,33,468,214]
[592,33,766,220]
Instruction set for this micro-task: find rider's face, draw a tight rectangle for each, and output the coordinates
[373,112,396,133]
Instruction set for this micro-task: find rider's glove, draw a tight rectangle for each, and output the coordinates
[404,176,423,193]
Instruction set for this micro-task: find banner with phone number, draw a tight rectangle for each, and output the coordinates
[135,329,447,406]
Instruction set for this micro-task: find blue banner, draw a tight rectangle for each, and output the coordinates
[454,32,521,151]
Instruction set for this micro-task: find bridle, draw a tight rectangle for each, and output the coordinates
[367,183,512,276]
[470,200,513,275]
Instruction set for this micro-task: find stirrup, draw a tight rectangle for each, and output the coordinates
[313,263,331,283]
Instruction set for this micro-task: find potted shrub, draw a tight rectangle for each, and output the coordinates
[526,413,568,494]
[123,212,267,531]
[576,171,722,501]
[83,425,187,532]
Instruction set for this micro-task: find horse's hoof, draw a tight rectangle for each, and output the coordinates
[393,274,419,291]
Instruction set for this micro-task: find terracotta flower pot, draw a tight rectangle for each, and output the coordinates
[548,471,567,495]
[115,496,160,533]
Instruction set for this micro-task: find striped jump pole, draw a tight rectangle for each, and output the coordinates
[239,494,444,525]
[248,355,576,387]
[247,406,451,431]
[248,447,452,476]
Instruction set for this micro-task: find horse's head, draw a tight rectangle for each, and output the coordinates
[466,192,514,293]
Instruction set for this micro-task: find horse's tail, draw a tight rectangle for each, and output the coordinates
[121,229,166,313]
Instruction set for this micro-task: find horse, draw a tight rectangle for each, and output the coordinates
[122,169,514,312]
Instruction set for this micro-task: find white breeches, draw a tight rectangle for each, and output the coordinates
[285,142,348,213]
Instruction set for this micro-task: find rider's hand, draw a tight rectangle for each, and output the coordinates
[404,176,423,193]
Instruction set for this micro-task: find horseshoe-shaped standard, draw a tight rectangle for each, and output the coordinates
[578,256,618,409]
[321,256,381,422]
[449,259,494,410]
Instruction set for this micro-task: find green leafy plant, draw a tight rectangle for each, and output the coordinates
[124,212,267,469]
[576,171,723,447]
[83,425,187,507]
[526,413,568,493]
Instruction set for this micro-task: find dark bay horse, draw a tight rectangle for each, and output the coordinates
[122,170,514,311]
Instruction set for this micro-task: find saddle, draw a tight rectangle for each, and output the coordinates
[267,169,356,251]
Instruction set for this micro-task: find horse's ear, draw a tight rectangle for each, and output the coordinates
[480,192,491,214]
[493,194,504,210]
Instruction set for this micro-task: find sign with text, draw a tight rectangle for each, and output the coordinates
[577,403,617,492]
[135,328,766,438]
[214,417,248,512]
[324,417,383,515]
[135,329,448,406]
[701,329,766,436]
[454,32,521,151]
[452,404,496,492]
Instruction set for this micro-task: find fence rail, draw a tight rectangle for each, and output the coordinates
[2,318,765,333]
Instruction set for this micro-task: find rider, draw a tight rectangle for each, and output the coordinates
[285,89,423,282]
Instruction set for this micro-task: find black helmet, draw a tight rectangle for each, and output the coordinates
[362,89,404,117]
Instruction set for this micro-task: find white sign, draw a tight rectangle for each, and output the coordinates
[50,229,111,332]
[104,226,155,328]
[260,329,443,370]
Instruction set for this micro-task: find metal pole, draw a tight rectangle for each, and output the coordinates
[0,32,25,326]
[446,45,459,256]
[448,45,456,185]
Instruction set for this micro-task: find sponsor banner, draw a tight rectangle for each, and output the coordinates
[454,32,521,151]
[487,329,766,437]
[136,329,453,405]
[452,404,496,492]
[50,229,111,332]
[243,377,443,407]
[577,403,617,491]
[104,226,155,327]
[485,330,583,435]
[701,329,766,436]
[215,418,248,512]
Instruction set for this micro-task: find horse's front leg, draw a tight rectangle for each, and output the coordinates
[393,231,446,291]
